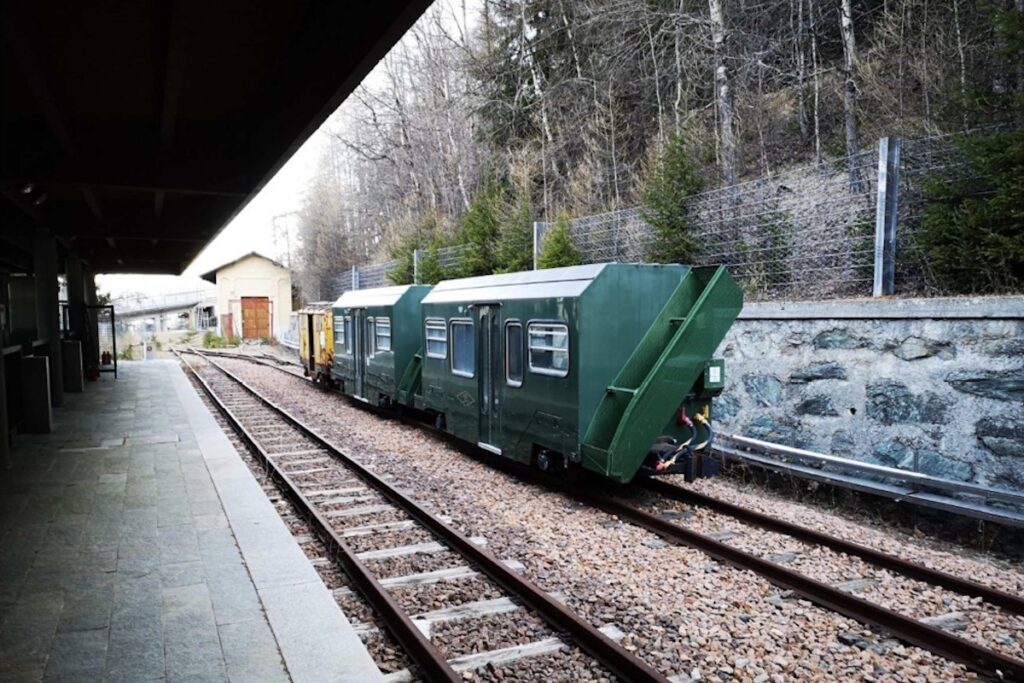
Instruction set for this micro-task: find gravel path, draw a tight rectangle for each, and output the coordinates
[206,359,1024,680]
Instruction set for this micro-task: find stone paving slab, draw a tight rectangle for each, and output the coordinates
[0,361,383,682]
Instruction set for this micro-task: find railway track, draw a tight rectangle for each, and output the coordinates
[192,349,1024,680]
[578,485,1024,681]
[177,349,668,683]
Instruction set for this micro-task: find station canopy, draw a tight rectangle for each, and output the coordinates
[0,0,430,274]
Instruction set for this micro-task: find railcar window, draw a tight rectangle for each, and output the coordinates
[366,317,375,358]
[425,319,447,359]
[528,323,569,377]
[344,316,352,355]
[375,318,392,351]
[450,320,474,378]
[333,316,345,347]
[505,322,524,387]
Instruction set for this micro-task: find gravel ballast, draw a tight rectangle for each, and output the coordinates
[209,355,1024,680]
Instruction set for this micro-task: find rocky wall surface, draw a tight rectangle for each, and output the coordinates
[713,297,1024,491]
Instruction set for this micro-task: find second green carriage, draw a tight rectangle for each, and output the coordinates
[331,285,431,405]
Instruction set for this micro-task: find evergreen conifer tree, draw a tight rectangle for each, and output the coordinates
[454,181,502,277]
[537,213,582,269]
[640,134,703,264]
[494,194,534,273]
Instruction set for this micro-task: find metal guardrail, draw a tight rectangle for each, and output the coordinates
[716,433,1024,528]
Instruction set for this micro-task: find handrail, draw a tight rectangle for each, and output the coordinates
[719,432,1024,505]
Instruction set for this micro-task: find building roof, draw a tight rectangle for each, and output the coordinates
[199,252,287,283]
[334,285,425,309]
[0,1,431,274]
[422,264,610,305]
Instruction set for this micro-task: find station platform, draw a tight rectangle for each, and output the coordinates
[0,360,381,682]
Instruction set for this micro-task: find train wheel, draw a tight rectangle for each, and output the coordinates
[536,449,564,473]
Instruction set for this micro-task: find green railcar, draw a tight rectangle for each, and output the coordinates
[416,263,742,483]
[331,285,431,405]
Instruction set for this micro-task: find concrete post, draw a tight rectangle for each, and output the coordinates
[873,137,900,297]
[67,255,85,338]
[33,230,63,406]
[64,255,86,391]
[83,270,99,374]
[0,271,8,469]
[21,356,52,433]
[413,249,422,284]
[0,347,9,469]
[62,340,84,392]
[84,270,97,306]
[532,222,547,270]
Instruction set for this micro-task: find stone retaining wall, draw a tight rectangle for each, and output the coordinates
[713,296,1024,491]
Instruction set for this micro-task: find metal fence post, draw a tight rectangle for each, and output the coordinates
[532,221,547,270]
[351,265,359,290]
[413,249,422,284]
[873,136,900,297]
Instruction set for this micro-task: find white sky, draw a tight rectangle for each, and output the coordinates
[97,0,474,301]
[96,131,324,298]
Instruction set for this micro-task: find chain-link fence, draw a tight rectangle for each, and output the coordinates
[325,127,1014,302]
[335,244,472,295]
[894,126,1014,296]
[556,149,879,300]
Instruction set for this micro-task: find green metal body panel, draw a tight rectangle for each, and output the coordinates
[581,266,743,481]
[419,296,581,463]
[332,285,431,403]
[417,264,737,482]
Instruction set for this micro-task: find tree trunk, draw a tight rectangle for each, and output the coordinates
[645,11,665,145]
[953,0,968,128]
[839,0,860,190]
[810,0,822,163]
[709,0,738,190]
[674,1,684,134]
[793,0,808,140]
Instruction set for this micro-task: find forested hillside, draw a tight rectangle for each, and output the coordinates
[294,0,1023,297]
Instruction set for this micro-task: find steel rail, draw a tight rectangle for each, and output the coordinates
[188,347,303,369]
[642,478,1024,617]
[185,350,670,683]
[575,489,1024,682]
[177,351,461,683]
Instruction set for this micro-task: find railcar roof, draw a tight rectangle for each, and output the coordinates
[334,285,420,309]
[422,264,609,304]
[297,301,334,314]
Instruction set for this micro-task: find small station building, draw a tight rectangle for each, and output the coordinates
[200,252,293,341]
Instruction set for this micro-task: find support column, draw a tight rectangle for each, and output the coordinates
[0,346,9,469]
[84,270,97,306]
[0,270,7,467]
[83,270,99,375]
[873,137,900,297]
[33,229,63,407]
[67,255,85,339]
[63,255,86,391]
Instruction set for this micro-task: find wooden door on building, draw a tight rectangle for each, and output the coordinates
[241,297,270,339]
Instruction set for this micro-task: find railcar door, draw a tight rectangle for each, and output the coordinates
[305,313,315,374]
[477,305,502,452]
[352,309,366,398]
